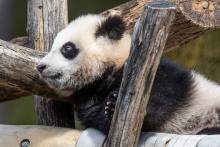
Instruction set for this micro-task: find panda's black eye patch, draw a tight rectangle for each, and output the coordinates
[61,42,79,60]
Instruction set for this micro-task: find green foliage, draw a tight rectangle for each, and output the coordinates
[68,0,127,19]
[168,29,220,82]
[3,96,36,124]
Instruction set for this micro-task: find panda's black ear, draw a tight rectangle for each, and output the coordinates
[96,15,125,40]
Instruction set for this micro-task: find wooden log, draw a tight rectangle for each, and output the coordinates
[27,0,75,128]
[104,2,176,147]
[0,37,39,101]
[0,40,74,103]
[1,0,220,101]
[103,0,220,51]
[0,40,75,101]
[0,125,81,147]
[0,40,58,99]
[10,36,30,47]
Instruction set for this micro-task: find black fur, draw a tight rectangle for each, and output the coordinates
[61,42,79,60]
[142,59,192,131]
[95,15,125,40]
[72,65,122,133]
[197,127,220,134]
[72,58,197,134]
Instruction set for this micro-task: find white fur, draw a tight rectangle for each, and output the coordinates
[162,71,220,134]
[191,71,220,108]
[38,14,131,96]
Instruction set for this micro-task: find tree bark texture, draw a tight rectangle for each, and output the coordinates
[0,40,50,101]
[104,2,176,147]
[0,0,220,101]
[0,40,84,102]
[27,0,75,128]
[103,0,220,51]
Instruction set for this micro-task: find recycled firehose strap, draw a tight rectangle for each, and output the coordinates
[77,128,220,147]
[76,128,106,147]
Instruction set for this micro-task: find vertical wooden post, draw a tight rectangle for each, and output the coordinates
[27,0,75,128]
[105,1,176,147]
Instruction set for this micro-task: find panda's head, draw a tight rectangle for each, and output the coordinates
[37,14,131,96]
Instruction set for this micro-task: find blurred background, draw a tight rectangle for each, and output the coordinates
[0,0,219,125]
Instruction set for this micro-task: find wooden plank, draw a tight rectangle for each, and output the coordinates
[104,2,176,147]
[27,0,75,128]
[0,125,81,147]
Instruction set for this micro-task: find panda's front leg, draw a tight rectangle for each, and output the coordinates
[76,89,119,134]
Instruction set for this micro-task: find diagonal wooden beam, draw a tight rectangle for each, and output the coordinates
[104,1,176,147]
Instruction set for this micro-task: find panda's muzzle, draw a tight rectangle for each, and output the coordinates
[37,63,62,80]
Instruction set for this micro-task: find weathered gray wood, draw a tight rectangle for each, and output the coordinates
[104,2,176,147]
[0,40,53,99]
[0,37,31,100]
[27,0,75,128]
[10,36,30,47]
[0,40,76,101]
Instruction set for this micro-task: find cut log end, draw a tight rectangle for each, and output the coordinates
[179,0,219,28]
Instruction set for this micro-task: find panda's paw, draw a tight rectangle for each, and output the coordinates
[104,91,118,120]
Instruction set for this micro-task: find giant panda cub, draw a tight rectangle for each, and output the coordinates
[37,14,220,135]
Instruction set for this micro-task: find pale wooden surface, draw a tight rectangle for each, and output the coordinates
[0,125,81,147]
[105,2,176,147]
[27,0,75,128]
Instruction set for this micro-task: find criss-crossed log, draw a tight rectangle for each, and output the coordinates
[0,0,220,101]
[104,2,176,147]
[27,0,76,128]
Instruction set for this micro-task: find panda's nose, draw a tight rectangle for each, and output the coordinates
[37,64,47,73]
